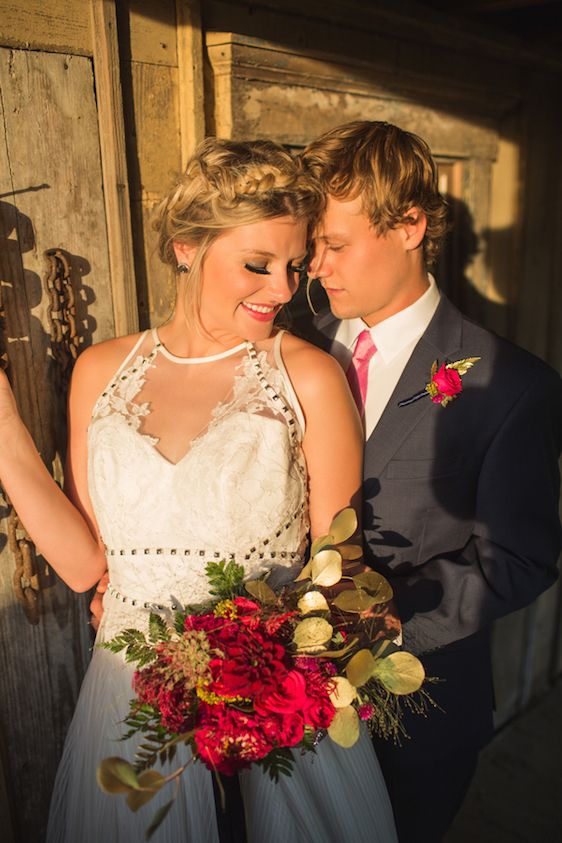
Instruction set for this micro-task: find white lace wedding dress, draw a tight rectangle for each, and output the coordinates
[46,329,398,843]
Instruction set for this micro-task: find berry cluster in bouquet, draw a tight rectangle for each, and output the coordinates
[97,509,429,836]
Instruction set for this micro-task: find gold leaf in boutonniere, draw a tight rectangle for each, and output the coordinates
[398,356,481,408]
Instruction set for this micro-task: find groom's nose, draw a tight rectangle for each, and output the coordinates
[308,241,328,277]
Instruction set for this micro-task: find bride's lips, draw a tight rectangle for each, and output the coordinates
[240,301,280,322]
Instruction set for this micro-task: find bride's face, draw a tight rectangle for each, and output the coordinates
[197,215,308,342]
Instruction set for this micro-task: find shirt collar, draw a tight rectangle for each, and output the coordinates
[338,274,441,364]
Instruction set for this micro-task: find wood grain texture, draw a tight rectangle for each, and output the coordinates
[91,0,139,337]
[124,60,181,327]
[0,0,91,55]
[0,47,115,841]
[176,0,205,167]
[128,0,178,66]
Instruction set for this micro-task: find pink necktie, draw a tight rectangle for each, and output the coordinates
[346,329,376,414]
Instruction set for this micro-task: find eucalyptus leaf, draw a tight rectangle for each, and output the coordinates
[372,652,425,695]
[329,676,357,708]
[346,649,377,688]
[339,544,363,560]
[310,549,342,587]
[316,636,360,658]
[327,705,360,748]
[329,508,358,544]
[146,799,175,840]
[126,770,166,812]
[245,579,276,604]
[293,617,333,653]
[297,591,329,614]
[96,757,139,794]
[370,639,400,660]
[294,560,312,582]
[310,534,334,557]
[352,571,393,603]
[332,588,377,614]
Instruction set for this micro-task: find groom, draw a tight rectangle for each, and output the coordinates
[299,121,562,842]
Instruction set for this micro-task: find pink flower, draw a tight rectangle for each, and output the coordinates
[431,364,462,403]
[357,703,375,721]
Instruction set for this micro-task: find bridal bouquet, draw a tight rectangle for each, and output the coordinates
[97,509,427,835]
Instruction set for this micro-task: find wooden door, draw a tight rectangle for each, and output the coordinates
[0,47,116,842]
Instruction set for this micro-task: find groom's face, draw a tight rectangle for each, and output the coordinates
[309,195,418,327]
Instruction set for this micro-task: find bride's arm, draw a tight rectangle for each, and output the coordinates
[280,334,363,538]
[0,343,121,592]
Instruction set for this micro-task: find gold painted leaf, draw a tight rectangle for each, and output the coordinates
[372,651,425,695]
[310,533,334,557]
[328,705,360,748]
[446,356,481,376]
[298,591,330,614]
[294,560,312,582]
[371,638,398,660]
[332,588,377,613]
[329,676,357,708]
[329,508,358,544]
[339,544,363,560]
[97,757,139,794]
[430,359,438,378]
[310,549,342,587]
[346,649,377,687]
[352,571,393,604]
[317,635,360,658]
[126,770,166,812]
[245,579,276,604]
[293,617,333,652]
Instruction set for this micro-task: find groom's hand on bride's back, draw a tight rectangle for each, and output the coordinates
[90,571,108,631]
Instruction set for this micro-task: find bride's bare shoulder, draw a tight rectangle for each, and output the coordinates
[277,331,347,402]
[69,332,146,407]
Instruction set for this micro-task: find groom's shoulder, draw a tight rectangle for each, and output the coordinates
[446,299,562,398]
[288,306,338,351]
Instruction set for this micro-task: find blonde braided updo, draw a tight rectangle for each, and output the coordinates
[154,138,322,329]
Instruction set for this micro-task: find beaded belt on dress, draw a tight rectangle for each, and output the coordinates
[104,546,303,611]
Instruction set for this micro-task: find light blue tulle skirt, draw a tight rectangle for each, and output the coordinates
[47,647,398,843]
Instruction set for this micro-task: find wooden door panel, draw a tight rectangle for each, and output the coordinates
[0,47,115,841]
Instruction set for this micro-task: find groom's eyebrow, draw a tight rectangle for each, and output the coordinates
[315,232,345,242]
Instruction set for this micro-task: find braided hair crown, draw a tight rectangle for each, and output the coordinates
[155,137,322,268]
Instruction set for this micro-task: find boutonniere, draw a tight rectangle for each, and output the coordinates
[398,358,481,408]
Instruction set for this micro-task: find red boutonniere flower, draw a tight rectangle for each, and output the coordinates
[398,357,481,408]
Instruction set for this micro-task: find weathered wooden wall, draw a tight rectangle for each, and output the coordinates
[0,45,116,841]
[0,1,560,839]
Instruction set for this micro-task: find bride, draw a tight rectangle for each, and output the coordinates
[0,138,398,842]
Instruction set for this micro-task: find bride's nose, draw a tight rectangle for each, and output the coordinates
[267,271,295,303]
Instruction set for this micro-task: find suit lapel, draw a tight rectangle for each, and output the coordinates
[364,296,464,476]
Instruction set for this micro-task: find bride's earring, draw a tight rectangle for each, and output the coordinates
[177,263,190,274]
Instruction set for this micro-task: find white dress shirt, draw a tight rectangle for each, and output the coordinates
[325,275,441,439]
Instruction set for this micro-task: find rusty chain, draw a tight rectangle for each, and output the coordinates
[0,249,81,623]
[6,500,41,625]
[45,248,81,392]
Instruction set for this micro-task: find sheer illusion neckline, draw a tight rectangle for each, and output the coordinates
[151,328,249,364]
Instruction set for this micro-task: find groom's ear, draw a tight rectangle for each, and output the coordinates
[399,207,427,252]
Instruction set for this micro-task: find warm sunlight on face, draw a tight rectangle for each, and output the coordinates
[198,216,308,342]
[309,196,427,327]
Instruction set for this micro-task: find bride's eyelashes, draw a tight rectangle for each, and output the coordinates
[245,263,270,275]
[244,261,309,276]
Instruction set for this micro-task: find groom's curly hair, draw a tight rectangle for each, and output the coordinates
[302,121,449,266]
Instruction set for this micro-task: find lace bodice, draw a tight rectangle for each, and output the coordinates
[89,330,309,642]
